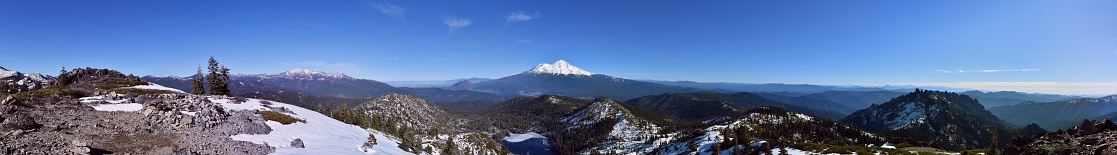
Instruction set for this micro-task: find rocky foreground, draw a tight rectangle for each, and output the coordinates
[0,92,274,154]
[1004,119,1117,154]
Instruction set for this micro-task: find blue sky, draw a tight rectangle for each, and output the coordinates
[2,0,1116,95]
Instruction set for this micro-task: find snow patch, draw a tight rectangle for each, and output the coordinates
[503,132,547,143]
[124,83,186,93]
[217,98,408,154]
[91,103,143,112]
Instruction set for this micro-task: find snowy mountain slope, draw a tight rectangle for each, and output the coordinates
[124,83,186,93]
[358,93,508,155]
[209,97,409,154]
[553,97,697,154]
[474,60,701,100]
[0,66,54,92]
[525,60,594,76]
[840,89,1042,151]
[645,107,884,155]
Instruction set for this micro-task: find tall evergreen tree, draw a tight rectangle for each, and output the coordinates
[207,56,221,95]
[206,56,232,96]
[216,65,231,95]
[55,66,69,87]
[191,65,206,95]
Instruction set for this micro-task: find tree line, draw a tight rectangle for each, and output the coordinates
[190,56,231,96]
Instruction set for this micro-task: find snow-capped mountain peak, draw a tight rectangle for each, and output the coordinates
[525,59,594,76]
[0,67,17,79]
[279,68,350,79]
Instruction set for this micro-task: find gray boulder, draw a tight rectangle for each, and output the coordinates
[1,114,40,130]
[291,138,305,148]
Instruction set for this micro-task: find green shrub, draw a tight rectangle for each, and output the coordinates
[16,87,85,99]
[257,110,306,125]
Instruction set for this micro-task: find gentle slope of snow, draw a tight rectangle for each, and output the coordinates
[81,95,143,112]
[503,132,546,143]
[211,98,409,155]
[90,103,143,111]
[125,83,186,93]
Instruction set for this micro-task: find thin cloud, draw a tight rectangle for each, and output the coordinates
[383,57,399,61]
[935,69,1038,74]
[502,11,539,31]
[372,2,407,23]
[516,39,532,43]
[442,16,472,37]
[504,11,539,23]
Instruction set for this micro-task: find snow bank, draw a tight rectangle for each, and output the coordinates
[212,98,409,155]
[881,142,896,149]
[124,83,186,93]
[503,132,546,143]
[90,103,143,111]
[82,95,142,111]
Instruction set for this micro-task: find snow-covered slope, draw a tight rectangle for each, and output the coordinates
[841,89,1019,151]
[209,97,409,154]
[274,68,352,80]
[0,66,54,91]
[359,93,508,155]
[125,83,186,93]
[557,97,678,154]
[525,60,593,76]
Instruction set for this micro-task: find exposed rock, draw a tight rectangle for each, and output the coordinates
[71,139,88,146]
[70,146,90,154]
[2,93,275,154]
[291,138,305,148]
[1,114,40,130]
[1005,119,1117,154]
[2,95,17,105]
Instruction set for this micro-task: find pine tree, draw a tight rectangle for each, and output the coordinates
[191,65,206,95]
[55,66,69,87]
[217,65,231,95]
[207,56,222,95]
[205,56,232,96]
[443,136,457,155]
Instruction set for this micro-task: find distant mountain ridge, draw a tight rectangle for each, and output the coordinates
[625,91,848,121]
[383,78,494,88]
[989,95,1117,130]
[145,69,513,105]
[474,60,702,100]
[0,66,54,93]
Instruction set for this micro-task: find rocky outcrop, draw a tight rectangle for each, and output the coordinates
[0,93,275,154]
[1004,119,1117,154]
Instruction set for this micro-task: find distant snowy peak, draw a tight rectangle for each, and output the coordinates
[525,60,594,76]
[0,67,18,79]
[280,68,350,79]
[0,66,55,90]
